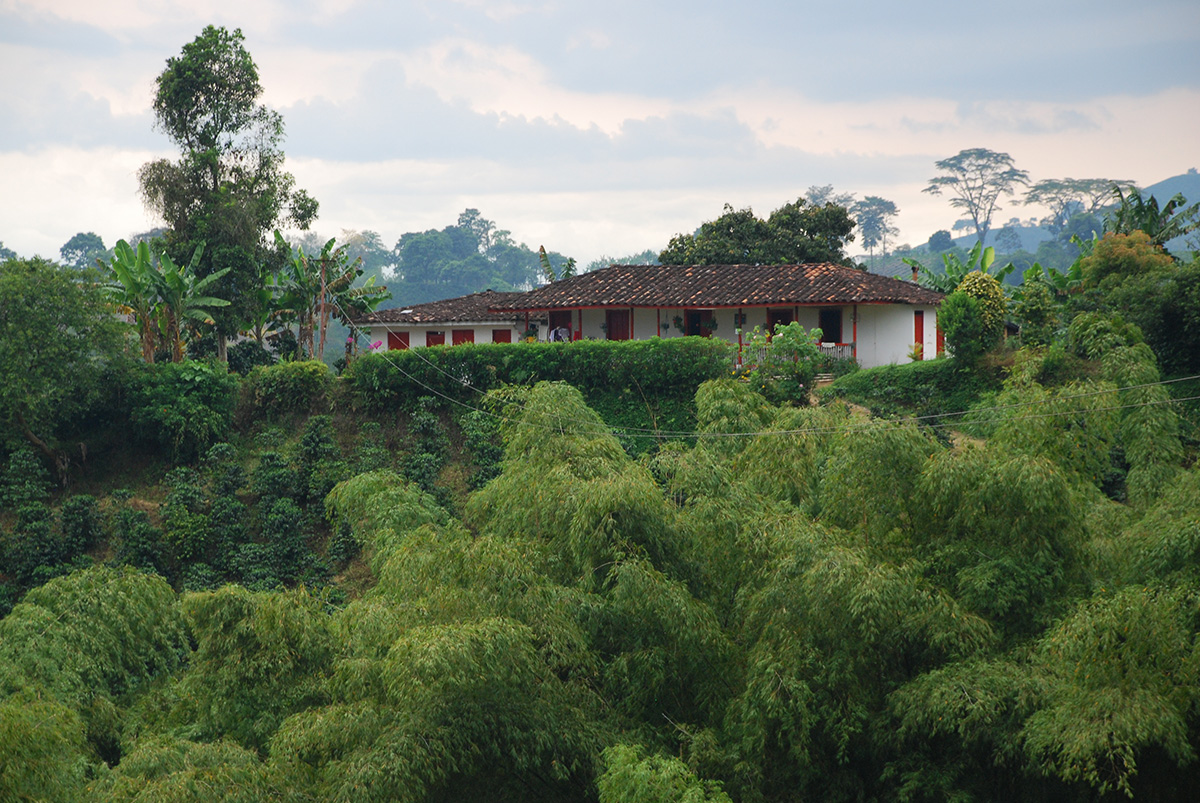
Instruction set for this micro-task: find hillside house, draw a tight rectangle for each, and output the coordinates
[354,290,537,350]
[490,263,944,368]
[354,263,944,368]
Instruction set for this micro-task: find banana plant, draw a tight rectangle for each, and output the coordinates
[273,231,390,360]
[1106,186,1200,250]
[1017,235,1093,301]
[903,241,1015,293]
[103,239,163,363]
[154,243,230,362]
[103,240,230,362]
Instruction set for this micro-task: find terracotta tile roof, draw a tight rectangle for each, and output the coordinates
[489,263,944,310]
[356,290,527,325]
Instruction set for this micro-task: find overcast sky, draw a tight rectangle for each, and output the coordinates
[2,0,1198,266]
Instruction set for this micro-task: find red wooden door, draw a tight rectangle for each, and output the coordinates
[452,329,474,345]
[914,310,924,357]
[491,329,511,343]
[387,331,409,350]
[426,331,445,347]
[606,309,631,340]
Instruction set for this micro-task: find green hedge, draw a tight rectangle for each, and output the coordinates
[342,338,737,412]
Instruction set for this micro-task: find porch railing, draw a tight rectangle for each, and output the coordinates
[736,342,857,368]
[819,343,855,361]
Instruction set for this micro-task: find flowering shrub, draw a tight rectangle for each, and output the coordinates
[738,322,824,404]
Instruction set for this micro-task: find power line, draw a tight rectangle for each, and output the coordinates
[334,301,1198,442]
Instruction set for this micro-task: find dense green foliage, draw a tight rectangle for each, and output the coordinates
[129,360,238,462]
[0,257,124,477]
[3,348,1197,800]
[139,25,317,339]
[389,208,570,305]
[345,338,735,409]
[241,359,334,417]
[659,198,856,266]
[6,210,1200,800]
[819,357,999,419]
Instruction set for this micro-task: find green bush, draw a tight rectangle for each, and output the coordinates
[297,415,347,504]
[342,338,735,411]
[957,270,1008,337]
[459,409,503,489]
[204,442,246,497]
[1,448,51,511]
[243,360,333,416]
[820,358,998,419]
[740,322,824,404]
[110,506,165,576]
[252,451,299,508]
[1068,311,1143,360]
[228,340,276,375]
[262,497,310,584]
[59,495,103,556]
[161,467,210,566]
[208,496,249,573]
[128,360,237,462]
[4,502,63,585]
[938,292,987,364]
[352,421,391,473]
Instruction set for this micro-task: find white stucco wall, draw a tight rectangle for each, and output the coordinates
[364,303,938,367]
[853,305,938,368]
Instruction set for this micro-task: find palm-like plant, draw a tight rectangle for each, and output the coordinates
[1106,187,1200,251]
[273,231,389,360]
[105,240,162,363]
[154,244,230,362]
[103,240,229,362]
[904,242,1015,294]
[1016,234,1095,301]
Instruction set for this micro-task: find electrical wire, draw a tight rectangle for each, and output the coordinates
[334,299,1200,442]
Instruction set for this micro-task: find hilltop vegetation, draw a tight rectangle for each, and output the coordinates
[3,243,1200,801]
[4,25,1200,801]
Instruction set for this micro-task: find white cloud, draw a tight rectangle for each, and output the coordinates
[3,0,1198,268]
[0,146,166,257]
[443,0,551,22]
[395,37,667,134]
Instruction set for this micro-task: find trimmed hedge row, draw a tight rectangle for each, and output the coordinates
[342,338,737,411]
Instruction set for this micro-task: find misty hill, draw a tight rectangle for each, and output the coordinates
[859,168,1200,280]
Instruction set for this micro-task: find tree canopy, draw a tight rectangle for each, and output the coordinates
[659,197,856,266]
[0,258,123,478]
[59,232,109,269]
[388,208,566,304]
[852,195,899,265]
[1023,177,1132,234]
[924,148,1029,246]
[138,25,318,342]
